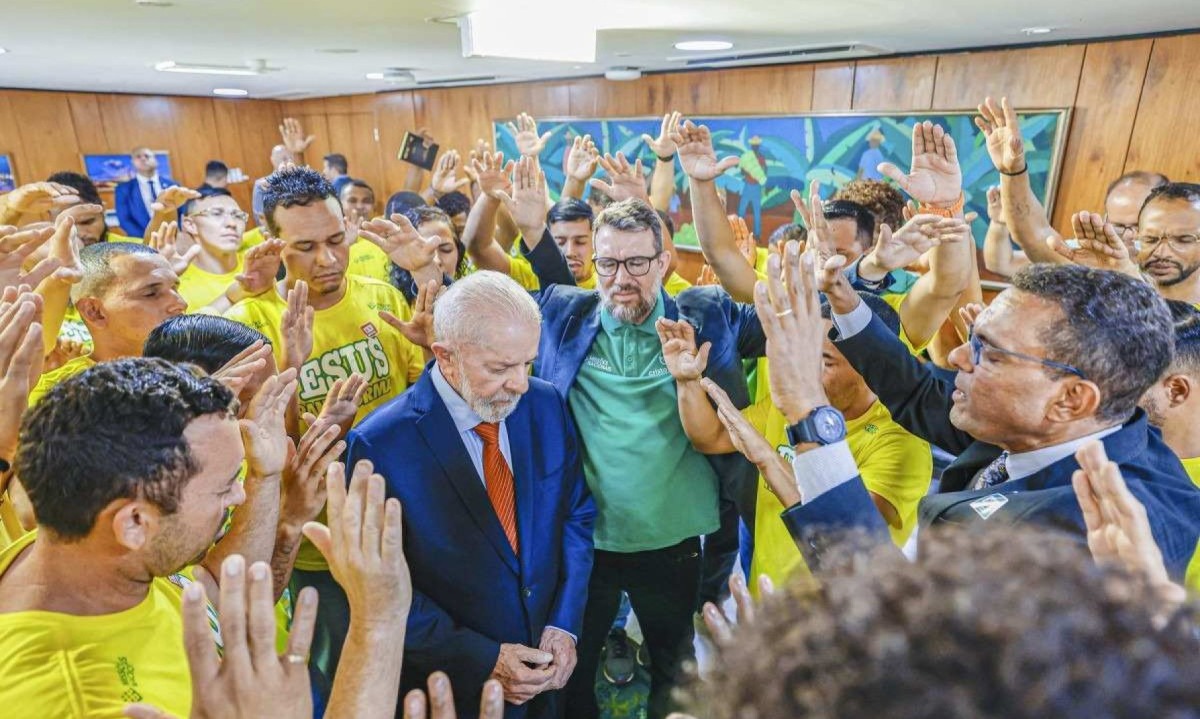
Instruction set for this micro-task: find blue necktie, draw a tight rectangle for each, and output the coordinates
[971,451,1010,491]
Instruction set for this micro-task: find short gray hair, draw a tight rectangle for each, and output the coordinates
[72,242,160,303]
[432,271,541,348]
[594,198,663,253]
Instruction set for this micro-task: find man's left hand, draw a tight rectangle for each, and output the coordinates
[538,627,577,690]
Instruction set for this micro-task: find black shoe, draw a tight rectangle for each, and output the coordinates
[601,628,636,686]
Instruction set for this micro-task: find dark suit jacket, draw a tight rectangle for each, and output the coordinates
[114,175,178,237]
[345,371,595,719]
[781,312,1200,578]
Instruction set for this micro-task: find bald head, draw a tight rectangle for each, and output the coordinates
[270,144,293,170]
[1106,171,1170,232]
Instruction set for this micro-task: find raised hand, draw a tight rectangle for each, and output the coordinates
[695,263,720,286]
[1,182,80,218]
[985,185,1004,223]
[1071,440,1187,607]
[303,459,413,628]
[975,96,1026,175]
[47,214,84,285]
[123,556,318,719]
[44,336,85,373]
[878,121,962,206]
[211,340,273,397]
[1051,211,1141,278]
[790,180,833,257]
[240,367,300,479]
[563,134,599,182]
[670,120,739,182]
[150,186,201,216]
[729,215,758,266]
[699,572,775,646]
[0,290,44,465]
[698,378,780,471]
[430,150,471,196]
[590,153,649,204]
[655,317,711,382]
[279,117,316,155]
[301,373,367,440]
[505,112,552,158]
[281,281,314,371]
[147,221,202,276]
[642,111,683,159]
[360,214,440,272]
[470,150,515,201]
[958,302,985,329]
[493,155,548,238]
[865,215,949,272]
[814,253,859,315]
[380,278,440,350]
[279,419,347,530]
[755,243,830,424]
[0,225,61,292]
[403,672,505,719]
[234,238,285,299]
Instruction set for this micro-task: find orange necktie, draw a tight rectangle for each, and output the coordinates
[474,422,519,553]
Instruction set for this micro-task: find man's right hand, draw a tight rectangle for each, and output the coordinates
[279,117,316,156]
[975,96,1026,175]
[2,182,80,218]
[493,156,549,241]
[490,643,555,705]
[233,238,285,301]
[670,120,739,182]
[470,151,515,202]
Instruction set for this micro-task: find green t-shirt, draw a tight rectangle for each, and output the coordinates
[567,297,720,552]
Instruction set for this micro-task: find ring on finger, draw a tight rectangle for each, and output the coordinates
[775,309,794,318]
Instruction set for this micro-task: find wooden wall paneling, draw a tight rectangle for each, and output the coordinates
[715,65,814,115]
[810,62,855,111]
[507,81,571,119]
[1125,35,1200,181]
[165,97,224,188]
[661,70,722,115]
[212,99,248,173]
[228,100,283,180]
[932,45,1086,109]
[4,91,83,182]
[373,91,420,196]
[852,57,937,111]
[0,94,27,184]
[1051,39,1154,230]
[320,95,354,114]
[346,112,385,198]
[95,94,180,177]
[568,78,605,116]
[66,93,108,153]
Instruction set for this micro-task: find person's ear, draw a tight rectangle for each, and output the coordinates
[74,296,107,327]
[1046,379,1102,423]
[109,500,157,552]
[432,343,456,380]
[181,215,199,237]
[1166,373,1193,409]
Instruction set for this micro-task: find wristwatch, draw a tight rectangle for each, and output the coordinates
[785,406,847,447]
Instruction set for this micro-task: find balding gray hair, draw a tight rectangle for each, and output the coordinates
[432,270,541,348]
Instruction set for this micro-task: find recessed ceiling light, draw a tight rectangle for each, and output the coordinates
[156,60,265,76]
[0,48,7,55]
[1021,27,1054,35]
[134,0,174,6]
[212,88,249,97]
[674,40,733,52]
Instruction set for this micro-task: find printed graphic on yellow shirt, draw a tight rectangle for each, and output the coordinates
[296,328,394,418]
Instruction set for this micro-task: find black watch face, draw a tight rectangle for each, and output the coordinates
[814,407,846,443]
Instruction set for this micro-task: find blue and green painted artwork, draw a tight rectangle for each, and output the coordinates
[494,110,1069,249]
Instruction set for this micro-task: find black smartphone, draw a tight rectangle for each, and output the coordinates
[399,132,439,170]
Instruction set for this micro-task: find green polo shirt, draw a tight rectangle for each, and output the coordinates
[568,297,720,552]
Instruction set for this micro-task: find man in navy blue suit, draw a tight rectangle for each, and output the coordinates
[114,146,178,237]
[345,270,595,719]
[752,241,1200,579]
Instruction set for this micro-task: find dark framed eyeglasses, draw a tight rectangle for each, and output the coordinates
[592,254,660,277]
[968,328,1086,379]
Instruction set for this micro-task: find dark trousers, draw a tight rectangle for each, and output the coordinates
[291,568,350,715]
[564,537,703,719]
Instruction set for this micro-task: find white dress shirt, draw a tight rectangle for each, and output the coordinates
[429,363,513,486]
[136,173,162,214]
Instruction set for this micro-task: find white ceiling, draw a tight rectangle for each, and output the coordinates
[0,0,1196,99]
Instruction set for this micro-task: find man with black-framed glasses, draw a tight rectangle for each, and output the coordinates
[529,197,766,719]
[775,257,1200,580]
[1136,182,1200,307]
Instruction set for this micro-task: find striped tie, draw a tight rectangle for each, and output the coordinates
[474,422,518,553]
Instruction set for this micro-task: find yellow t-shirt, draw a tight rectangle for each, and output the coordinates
[225,274,425,570]
[57,304,93,352]
[240,227,266,252]
[1180,456,1200,592]
[0,533,194,718]
[178,258,244,313]
[746,398,931,594]
[348,238,394,284]
[29,355,97,407]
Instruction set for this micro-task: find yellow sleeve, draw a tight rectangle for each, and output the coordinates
[740,395,772,434]
[506,254,542,291]
[882,291,929,355]
[856,426,932,546]
[664,272,692,296]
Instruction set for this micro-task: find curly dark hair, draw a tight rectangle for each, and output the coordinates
[435,190,472,219]
[47,170,103,205]
[835,178,907,231]
[1011,263,1172,422]
[767,222,807,246]
[682,526,1200,719]
[261,166,338,237]
[389,205,467,303]
[16,358,236,539]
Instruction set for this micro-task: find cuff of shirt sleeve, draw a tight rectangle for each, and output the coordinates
[790,440,859,504]
[831,300,874,340]
[545,625,578,645]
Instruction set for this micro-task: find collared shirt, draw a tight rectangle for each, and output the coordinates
[1005,425,1121,480]
[137,173,162,214]
[568,295,720,552]
[430,362,513,486]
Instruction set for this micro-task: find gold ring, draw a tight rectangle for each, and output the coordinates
[775,309,794,318]
[285,654,306,665]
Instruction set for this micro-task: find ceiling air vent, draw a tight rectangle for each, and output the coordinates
[674,44,883,67]
[416,75,499,87]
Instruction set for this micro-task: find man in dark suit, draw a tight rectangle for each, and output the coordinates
[345,270,595,719]
[114,146,178,237]
[756,244,1200,578]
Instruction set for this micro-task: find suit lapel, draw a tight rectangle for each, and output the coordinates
[553,302,602,392]
[507,400,537,578]
[414,384,519,574]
